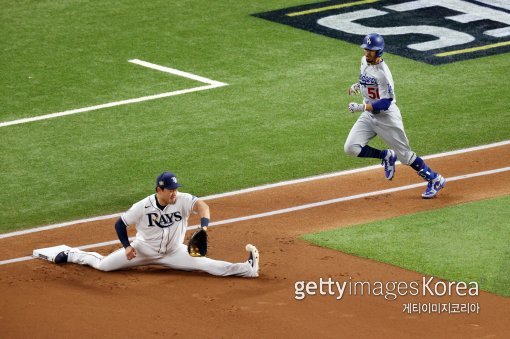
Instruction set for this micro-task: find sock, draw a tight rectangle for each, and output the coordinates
[411,157,437,181]
[358,145,383,159]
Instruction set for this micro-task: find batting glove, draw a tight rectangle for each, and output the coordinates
[348,102,365,113]
[348,83,361,95]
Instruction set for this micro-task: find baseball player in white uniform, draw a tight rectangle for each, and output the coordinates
[53,171,260,277]
[344,33,446,198]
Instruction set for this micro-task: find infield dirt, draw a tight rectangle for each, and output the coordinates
[1,144,509,338]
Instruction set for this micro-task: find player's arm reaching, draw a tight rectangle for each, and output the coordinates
[114,218,137,260]
[187,199,211,257]
[193,199,210,231]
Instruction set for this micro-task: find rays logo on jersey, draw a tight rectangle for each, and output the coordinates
[253,0,510,65]
[146,212,183,228]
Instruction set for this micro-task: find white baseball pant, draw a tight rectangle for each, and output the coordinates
[67,240,257,277]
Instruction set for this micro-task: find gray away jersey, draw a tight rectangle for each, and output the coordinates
[359,56,397,107]
[121,192,197,254]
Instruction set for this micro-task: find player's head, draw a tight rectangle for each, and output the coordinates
[156,171,182,191]
[360,33,384,57]
[156,172,181,204]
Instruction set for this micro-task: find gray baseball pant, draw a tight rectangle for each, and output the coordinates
[344,107,417,165]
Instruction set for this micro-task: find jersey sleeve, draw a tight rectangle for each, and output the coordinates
[178,193,198,218]
[377,69,395,100]
[121,200,145,227]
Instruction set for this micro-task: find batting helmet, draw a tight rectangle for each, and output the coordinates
[360,33,384,57]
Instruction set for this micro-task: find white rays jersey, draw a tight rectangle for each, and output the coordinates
[359,56,396,112]
[121,192,197,254]
[67,191,257,276]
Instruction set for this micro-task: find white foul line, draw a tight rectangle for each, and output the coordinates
[205,140,510,200]
[198,167,510,229]
[0,166,508,266]
[0,60,227,128]
[1,139,508,240]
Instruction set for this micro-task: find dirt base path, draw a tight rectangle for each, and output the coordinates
[1,144,509,338]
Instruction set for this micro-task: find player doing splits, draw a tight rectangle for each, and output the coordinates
[53,171,260,277]
[344,33,446,199]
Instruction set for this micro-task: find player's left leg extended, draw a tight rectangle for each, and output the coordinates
[409,157,446,199]
[344,112,397,180]
[158,244,259,278]
[374,110,446,198]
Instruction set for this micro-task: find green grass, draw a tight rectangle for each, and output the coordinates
[1,0,509,231]
[302,196,510,296]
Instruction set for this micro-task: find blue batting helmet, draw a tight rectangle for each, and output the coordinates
[360,33,384,57]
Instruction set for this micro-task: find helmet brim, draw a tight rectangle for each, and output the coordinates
[360,43,382,50]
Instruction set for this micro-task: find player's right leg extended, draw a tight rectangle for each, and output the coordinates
[159,244,259,278]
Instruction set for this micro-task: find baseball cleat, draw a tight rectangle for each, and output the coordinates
[246,244,259,277]
[53,250,69,264]
[422,175,446,199]
[381,149,397,180]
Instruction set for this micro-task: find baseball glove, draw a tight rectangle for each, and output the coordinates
[188,229,208,257]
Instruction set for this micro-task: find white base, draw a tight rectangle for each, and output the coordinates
[33,245,71,262]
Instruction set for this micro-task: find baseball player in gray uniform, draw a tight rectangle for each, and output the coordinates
[53,171,260,277]
[344,33,446,198]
